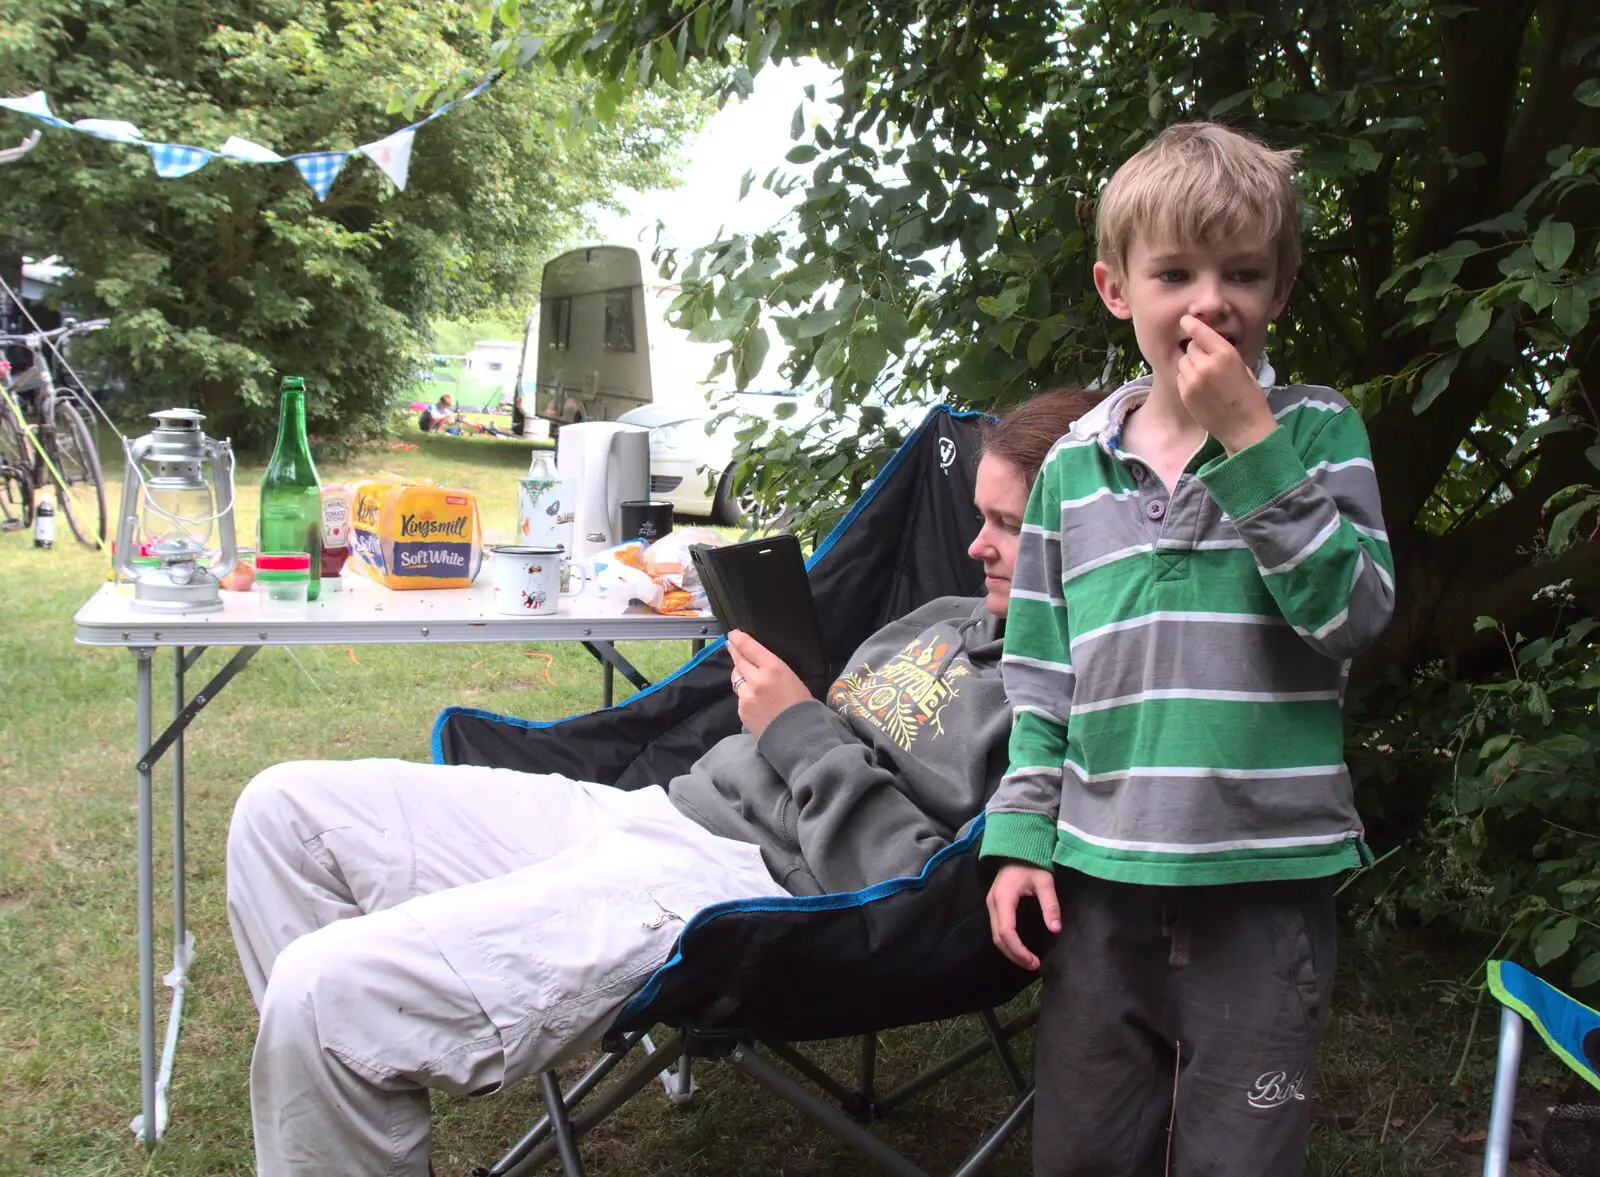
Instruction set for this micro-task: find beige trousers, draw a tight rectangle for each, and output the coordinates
[226,758,784,1176]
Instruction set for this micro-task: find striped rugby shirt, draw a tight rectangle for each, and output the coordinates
[982,372,1395,885]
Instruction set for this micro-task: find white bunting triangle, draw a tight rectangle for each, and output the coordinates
[356,127,415,191]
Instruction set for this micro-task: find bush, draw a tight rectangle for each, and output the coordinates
[1348,595,1600,990]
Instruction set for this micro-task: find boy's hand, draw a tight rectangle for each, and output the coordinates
[986,862,1061,971]
[1177,316,1277,455]
[727,629,812,737]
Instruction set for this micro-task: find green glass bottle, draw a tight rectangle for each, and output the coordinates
[259,375,323,600]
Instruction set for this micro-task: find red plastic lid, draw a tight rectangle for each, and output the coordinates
[256,553,311,571]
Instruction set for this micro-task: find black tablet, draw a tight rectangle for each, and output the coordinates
[690,535,829,691]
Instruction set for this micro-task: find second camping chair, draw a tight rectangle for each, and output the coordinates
[434,406,1040,1177]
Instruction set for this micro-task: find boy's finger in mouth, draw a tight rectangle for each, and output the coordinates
[1178,334,1240,353]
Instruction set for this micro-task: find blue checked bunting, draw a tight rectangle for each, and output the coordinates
[0,73,498,200]
[148,143,214,178]
[292,153,350,201]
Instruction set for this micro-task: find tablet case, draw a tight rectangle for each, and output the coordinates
[690,535,829,690]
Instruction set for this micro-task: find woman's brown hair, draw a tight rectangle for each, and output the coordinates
[979,388,1105,485]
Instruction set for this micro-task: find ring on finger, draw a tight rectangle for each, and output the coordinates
[731,674,746,692]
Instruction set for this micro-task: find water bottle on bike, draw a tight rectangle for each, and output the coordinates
[259,376,322,600]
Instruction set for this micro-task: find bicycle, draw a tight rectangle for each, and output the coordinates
[0,358,36,532]
[0,317,110,549]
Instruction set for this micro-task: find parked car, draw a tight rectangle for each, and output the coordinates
[617,387,926,524]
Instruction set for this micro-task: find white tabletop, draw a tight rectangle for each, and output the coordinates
[75,573,722,648]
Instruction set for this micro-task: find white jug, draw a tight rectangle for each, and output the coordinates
[555,421,651,560]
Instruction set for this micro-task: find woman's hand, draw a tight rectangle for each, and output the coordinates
[727,630,813,737]
[986,862,1061,971]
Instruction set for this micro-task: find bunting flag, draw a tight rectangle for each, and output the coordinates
[357,127,415,191]
[292,152,350,201]
[0,73,497,200]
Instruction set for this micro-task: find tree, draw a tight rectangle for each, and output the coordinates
[0,0,709,443]
[482,0,1600,686]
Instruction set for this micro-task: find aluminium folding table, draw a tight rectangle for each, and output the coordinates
[74,574,719,1149]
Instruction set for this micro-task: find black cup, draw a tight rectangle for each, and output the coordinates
[621,500,674,545]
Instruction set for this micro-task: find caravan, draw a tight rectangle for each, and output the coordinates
[511,245,654,434]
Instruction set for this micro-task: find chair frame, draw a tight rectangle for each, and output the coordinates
[475,1007,1038,1177]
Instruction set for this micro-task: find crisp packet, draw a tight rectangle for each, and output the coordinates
[586,531,727,615]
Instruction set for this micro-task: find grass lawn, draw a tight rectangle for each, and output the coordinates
[0,430,1566,1176]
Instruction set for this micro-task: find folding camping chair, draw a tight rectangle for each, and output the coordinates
[433,406,1042,1177]
[1482,960,1600,1177]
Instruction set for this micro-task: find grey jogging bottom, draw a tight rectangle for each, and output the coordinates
[1032,872,1338,1177]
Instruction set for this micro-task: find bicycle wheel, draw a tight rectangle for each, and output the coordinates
[48,400,108,549]
[0,394,33,530]
[0,459,33,531]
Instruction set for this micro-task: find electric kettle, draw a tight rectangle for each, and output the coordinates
[555,421,651,560]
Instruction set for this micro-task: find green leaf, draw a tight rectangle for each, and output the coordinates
[1576,79,1600,108]
[1506,416,1574,462]
[1527,682,1552,721]
[656,36,679,86]
[1552,285,1590,337]
[738,169,755,201]
[687,317,747,344]
[1572,952,1600,989]
[1208,90,1252,118]
[790,102,804,141]
[1534,916,1578,965]
[793,308,843,339]
[1533,218,1576,270]
[1271,92,1335,123]
[693,3,710,49]
[1463,211,1526,234]
[785,145,818,164]
[734,326,770,387]
[1548,495,1600,554]
[1027,322,1054,368]
[1455,299,1492,347]
[847,332,889,382]
[1479,733,1514,759]
[1587,444,1600,471]
[1413,352,1460,414]
[813,333,848,378]
[976,295,1008,319]
[1474,615,1500,632]
[1520,277,1558,312]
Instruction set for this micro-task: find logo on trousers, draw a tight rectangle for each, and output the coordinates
[1246,1069,1307,1109]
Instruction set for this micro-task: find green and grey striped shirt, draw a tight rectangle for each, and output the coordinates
[982,374,1395,886]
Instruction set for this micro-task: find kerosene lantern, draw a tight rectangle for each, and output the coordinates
[113,408,238,612]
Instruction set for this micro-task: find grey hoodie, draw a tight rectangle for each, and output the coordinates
[667,597,1009,896]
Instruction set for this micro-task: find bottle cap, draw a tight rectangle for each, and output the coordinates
[257,553,311,571]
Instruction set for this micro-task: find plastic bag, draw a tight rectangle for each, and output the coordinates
[586,529,727,615]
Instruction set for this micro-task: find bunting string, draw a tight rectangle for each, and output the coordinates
[0,74,497,200]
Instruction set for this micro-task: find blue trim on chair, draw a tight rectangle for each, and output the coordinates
[807,404,993,571]
[429,636,729,764]
[429,404,993,767]
[617,813,989,1023]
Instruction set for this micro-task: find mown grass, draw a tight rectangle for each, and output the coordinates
[0,430,1561,1176]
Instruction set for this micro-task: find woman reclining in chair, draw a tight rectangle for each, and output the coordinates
[227,388,1099,1176]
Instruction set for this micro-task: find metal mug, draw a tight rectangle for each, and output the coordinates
[489,545,589,616]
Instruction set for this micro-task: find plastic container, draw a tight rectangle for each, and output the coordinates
[256,552,312,618]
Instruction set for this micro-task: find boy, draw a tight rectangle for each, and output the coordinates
[982,122,1395,1175]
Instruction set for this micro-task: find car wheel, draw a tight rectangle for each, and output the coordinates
[714,463,788,528]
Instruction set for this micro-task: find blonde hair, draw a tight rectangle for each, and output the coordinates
[1096,122,1301,286]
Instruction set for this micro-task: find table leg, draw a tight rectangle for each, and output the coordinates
[603,662,614,708]
[133,647,157,1149]
[173,648,189,976]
